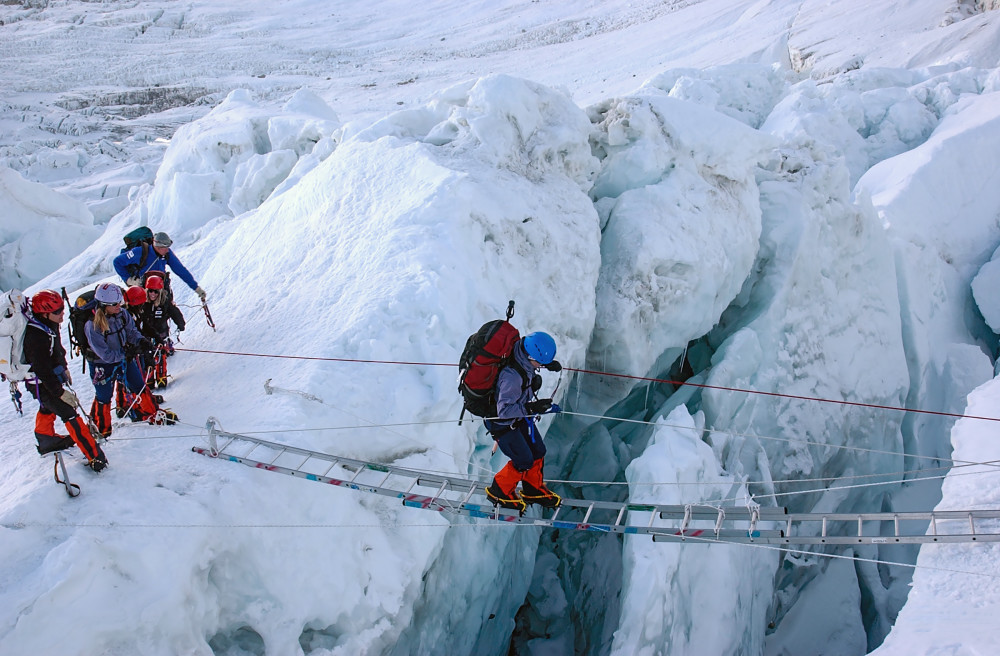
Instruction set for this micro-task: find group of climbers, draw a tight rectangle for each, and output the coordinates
[20,230,204,473]
[21,236,562,512]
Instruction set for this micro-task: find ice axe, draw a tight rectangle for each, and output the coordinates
[201,300,216,332]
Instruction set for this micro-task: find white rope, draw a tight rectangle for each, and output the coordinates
[3,519,996,580]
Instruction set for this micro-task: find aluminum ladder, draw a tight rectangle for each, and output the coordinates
[192,419,1000,545]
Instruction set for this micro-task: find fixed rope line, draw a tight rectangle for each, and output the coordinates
[665,532,1000,580]
[99,399,1000,492]
[174,347,1000,424]
[2,520,995,579]
[107,420,997,501]
[168,407,1000,491]
[559,411,1000,472]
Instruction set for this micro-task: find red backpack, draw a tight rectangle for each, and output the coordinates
[457,301,522,423]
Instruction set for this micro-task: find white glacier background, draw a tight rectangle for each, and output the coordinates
[2,1,1000,655]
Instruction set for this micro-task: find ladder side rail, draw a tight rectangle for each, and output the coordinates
[208,433,489,491]
[780,510,1000,522]
[211,451,432,507]
[193,448,1000,544]
[651,533,1000,545]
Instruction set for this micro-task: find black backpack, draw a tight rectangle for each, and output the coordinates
[457,301,528,424]
[63,287,99,369]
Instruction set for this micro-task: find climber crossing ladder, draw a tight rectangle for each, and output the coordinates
[191,420,1000,545]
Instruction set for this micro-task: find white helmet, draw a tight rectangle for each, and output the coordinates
[95,283,124,305]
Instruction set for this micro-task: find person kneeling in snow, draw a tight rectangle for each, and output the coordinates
[485,331,563,512]
[85,283,177,438]
[23,290,108,472]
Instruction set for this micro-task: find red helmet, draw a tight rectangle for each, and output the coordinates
[144,275,165,290]
[125,286,148,307]
[31,290,64,314]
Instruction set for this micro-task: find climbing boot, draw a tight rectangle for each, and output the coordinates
[88,455,108,473]
[35,411,75,454]
[36,433,75,456]
[149,409,178,425]
[520,481,562,509]
[486,480,526,514]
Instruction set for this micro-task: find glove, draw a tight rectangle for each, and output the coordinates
[59,388,80,408]
[545,360,562,372]
[195,287,207,302]
[139,337,152,352]
[126,276,141,287]
[531,375,542,393]
[525,399,553,415]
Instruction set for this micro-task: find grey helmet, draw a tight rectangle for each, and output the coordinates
[95,283,124,306]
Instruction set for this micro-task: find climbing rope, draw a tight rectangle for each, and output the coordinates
[173,346,1000,424]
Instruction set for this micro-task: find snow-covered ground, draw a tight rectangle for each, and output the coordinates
[2,1,1000,655]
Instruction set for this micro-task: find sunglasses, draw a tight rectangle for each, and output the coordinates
[147,290,160,295]
[51,308,65,315]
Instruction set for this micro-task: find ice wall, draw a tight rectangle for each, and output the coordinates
[0,166,99,289]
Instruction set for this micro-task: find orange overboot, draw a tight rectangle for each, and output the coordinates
[520,458,561,509]
[486,461,527,513]
[34,410,74,455]
[66,415,107,472]
[91,400,113,438]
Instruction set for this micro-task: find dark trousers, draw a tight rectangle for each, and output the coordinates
[28,381,76,422]
[486,418,546,472]
[90,359,146,404]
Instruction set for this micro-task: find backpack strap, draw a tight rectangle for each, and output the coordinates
[26,316,57,356]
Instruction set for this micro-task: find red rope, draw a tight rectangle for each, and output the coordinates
[174,347,1000,423]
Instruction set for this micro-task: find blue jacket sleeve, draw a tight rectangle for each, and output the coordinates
[166,250,198,290]
[113,247,143,282]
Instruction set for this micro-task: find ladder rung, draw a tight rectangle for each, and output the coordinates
[193,434,1000,545]
[268,448,288,466]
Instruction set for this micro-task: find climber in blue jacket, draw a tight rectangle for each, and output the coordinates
[112,231,206,302]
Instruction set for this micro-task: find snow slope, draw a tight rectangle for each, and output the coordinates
[2,1,1000,655]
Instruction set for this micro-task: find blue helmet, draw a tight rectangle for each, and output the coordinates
[522,332,556,365]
